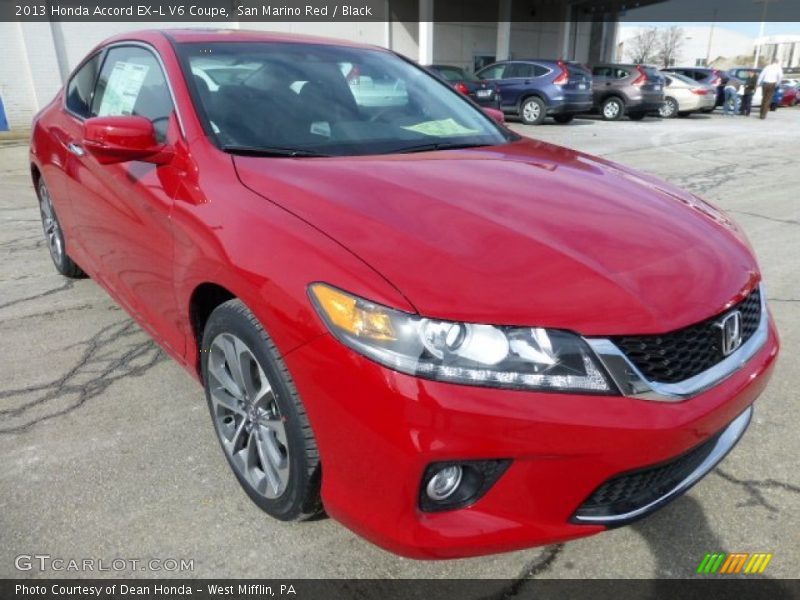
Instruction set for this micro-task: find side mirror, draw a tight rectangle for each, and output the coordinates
[83,116,172,165]
[482,107,505,124]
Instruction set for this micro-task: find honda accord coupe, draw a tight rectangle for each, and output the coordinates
[29,30,779,559]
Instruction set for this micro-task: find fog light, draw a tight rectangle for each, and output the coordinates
[426,465,463,501]
[419,459,512,512]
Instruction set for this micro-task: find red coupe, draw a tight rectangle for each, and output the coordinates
[29,30,779,559]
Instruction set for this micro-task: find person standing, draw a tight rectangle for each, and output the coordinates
[740,70,758,116]
[757,59,784,119]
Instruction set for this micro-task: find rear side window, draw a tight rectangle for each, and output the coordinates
[91,46,175,143]
[65,54,101,118]
[506,63,540,78]
[614,68,629,79]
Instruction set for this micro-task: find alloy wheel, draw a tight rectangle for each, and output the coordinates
[603,101,620,119]
[523,101,541,122]
[659,98,677,118]
[38,184,64,265]
[207,333,290,499]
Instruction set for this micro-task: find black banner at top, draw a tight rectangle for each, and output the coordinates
[3,0,800,22]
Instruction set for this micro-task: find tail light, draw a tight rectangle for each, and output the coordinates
[454,82,469,95]
[691,89,708,95]
[632,65,647,86]
[553,60,569,85]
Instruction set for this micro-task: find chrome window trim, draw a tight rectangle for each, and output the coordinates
[573,405,752,524]
[62,40,186,139]
[586,284,768,402]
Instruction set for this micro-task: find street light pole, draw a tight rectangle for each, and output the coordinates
[753,0,779,67]
[705,9,717,66]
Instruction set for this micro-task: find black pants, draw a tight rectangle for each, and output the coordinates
[741,93,753,115]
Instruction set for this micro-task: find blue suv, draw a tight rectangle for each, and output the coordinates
[475,60,593,125]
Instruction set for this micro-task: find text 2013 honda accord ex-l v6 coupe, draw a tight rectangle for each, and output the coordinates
[30,30,779,559]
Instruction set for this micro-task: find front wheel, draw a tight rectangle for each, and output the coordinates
[659,97,678,118]
[553,114,574,124]
[201,299,322,521]
[519,97,546,125]
[37,180,86,278]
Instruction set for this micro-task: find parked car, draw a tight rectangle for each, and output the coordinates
[31,29,778,559]
[662,66,723,109]
[590,63,665,120]
[475,59,592,125]
[658,72,716,118]
[778,83,798,106]
[425,64,500,108]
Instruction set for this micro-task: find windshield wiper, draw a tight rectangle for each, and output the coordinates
[392,142,492,154]
[222,145,330,158]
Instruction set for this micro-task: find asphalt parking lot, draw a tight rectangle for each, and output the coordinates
[1,108,798,586]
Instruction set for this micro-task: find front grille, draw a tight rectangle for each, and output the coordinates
[611,287,761,384]
[572,432,720,521]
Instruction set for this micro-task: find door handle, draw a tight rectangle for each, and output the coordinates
[67,142,86,157]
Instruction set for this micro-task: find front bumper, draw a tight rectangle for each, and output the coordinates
[284,318,778,559]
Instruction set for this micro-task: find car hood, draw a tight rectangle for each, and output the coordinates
[234,138,758,335]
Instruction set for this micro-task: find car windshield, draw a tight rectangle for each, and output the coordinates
[177,42,511,157]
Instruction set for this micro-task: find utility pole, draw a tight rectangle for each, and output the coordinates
[705,9,717,66]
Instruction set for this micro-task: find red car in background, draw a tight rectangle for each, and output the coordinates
[779,83,799,106]
[29,30,778,558]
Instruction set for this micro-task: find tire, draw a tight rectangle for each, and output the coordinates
[519,96,546,125]
[659,97,679,118]
[37,179,86,278]
[201,299,322,521]
[601,97,624,121]
[628,112,646,121]
[553,114,574,124]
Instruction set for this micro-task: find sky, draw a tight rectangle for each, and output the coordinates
[621,22,800,39]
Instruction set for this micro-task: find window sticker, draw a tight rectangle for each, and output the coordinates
[98,62,150,117]
[402,118,479,137]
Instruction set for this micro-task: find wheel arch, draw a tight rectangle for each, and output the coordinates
[189,282,237,378]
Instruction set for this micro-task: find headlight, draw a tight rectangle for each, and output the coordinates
[309,283,614,393]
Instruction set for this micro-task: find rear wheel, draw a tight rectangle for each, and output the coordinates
[601,97,624,121]
[553,114,574,124]
[519,97,546,125]
[201,299,322,521]
[37,180,86,278]
[659,97,679,118]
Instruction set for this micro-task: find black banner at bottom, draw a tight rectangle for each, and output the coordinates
[2,579,800,600]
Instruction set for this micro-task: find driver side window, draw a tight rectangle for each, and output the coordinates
[91,46,174,143]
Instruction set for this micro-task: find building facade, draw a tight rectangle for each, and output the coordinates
[0,0,649,134]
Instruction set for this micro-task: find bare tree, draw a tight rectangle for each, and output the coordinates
[657,26,686,67]
[625,27,660,64]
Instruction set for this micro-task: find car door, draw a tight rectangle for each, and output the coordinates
[63,44,184,354]
[591,66,611,104]
[45,51,104,259]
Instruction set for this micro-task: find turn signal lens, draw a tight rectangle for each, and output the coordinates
[310,283,396,341]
